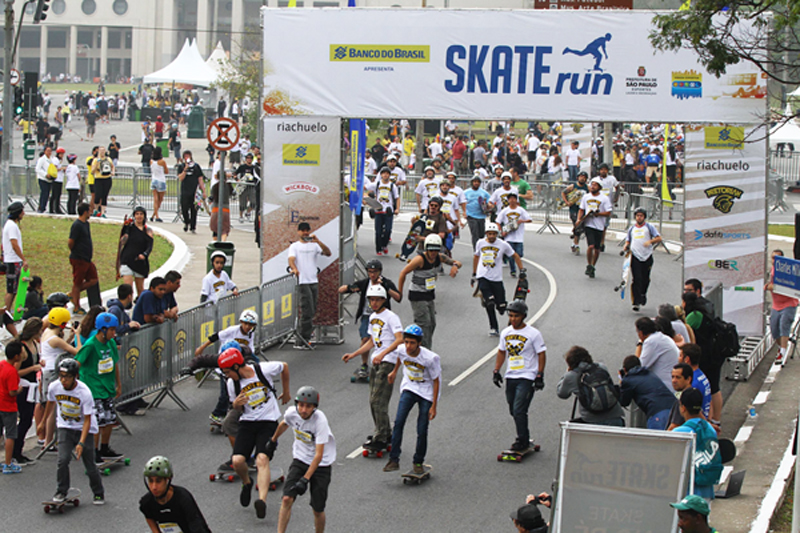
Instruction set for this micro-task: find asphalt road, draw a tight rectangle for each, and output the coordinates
[2,219,691,532]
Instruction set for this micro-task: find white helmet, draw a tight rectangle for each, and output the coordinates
[366,284,387,299]
[424,234,443,251]
[239,309,258,325]
[210,250,227,262]
[501,171,512,180]
[485,223,500,234]
[424,165,435,174]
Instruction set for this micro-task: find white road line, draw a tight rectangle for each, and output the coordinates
[718,465,734,486]
[346,447,365,459]
[753,391,770,405]
[734,425,754,443]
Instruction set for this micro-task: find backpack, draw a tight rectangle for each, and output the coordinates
[232,360,278,401]
[683,418,723,486]
[709,316,740,362]
[577,363,620,414]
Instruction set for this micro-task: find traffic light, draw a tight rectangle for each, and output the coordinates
[33,0,49,24]
[13,86,23,116]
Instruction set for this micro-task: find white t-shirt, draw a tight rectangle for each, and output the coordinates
[201,270,237,303]
[489,186,520,214]
[287,241,324,285]
[526,136,541,154]
[474,167,489,181]
[2,219,23,263]
[565,147,580,166]
[450,185,467,211]
[364,157,378,178]
[396,345,441,402]
[389,166,406,184]
[65,164,81,190]
[474,238,515,282]
[578,193,612,231]
[226,362,284,422]
[211,159,222,189]
[218,324,255,353]
[627,222,660,262]
[414,177,443,210]
[428,142,443,159]
[600,175,619,198]
[283,405,336,467]
[499,324,547,380]
[640,332,680,391]
[439,190,460,219]
[496,206,532,243]
[48,380,98,434]
[365,180,398,211]
[368,309,403,365]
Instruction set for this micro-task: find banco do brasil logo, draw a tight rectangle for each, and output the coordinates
[282,144,320,166]
[705,185,743,214]
[330,44,429,63]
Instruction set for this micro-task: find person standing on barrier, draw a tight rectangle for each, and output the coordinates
[178,150,207,234]
[201,251,238,305]
[622,208,661,312]
[288,223,331,350]
[766,249,798,364]
[465,175,492,249]
[219,347,290,520]
[75,312,123,465]
[68,203,100,315]
[576,178,612,279]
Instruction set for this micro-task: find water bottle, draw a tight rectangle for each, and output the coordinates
[748,404,757,419]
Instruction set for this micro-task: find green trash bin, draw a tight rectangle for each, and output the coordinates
[157,138,169,156]
[206,242,235,278]
[134,109,141,122]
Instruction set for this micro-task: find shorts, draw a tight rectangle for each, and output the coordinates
[41,368,60,404]
[70,258,98,287]
[222,408,241,437]
[233,420,278,458]
[94,397,117,427]
[770,306,797,340]
[119,264,146,278]
[699,360,722,395]
[151,180,167,192]
[0,410,18,440]
[230,151,241,164]
[5,262,20,294]
[89,184,95,194]
[584,227,603,248]
[358,315,370,340]
[87,124,96,135]
[283,458,332,512]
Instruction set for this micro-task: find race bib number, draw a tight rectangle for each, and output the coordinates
[60,401,81,420]
[293,428,313,444]
[246,388,266,409]
[98,357,114,374]
[371,324,383,346]
[378,189,390,202]
[633,228,646,240]
[425,277,436,291]
[481,250,496,268]
[404,365,424,382]
[158,523,183,533]
[509,355,524,371]
[441,202,452,214]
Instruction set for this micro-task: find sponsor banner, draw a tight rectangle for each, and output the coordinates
[261,116,341,326]
[348,119,366,214]
[534,0,632,9]
[683,124,766,336]
[773,256,800,300]
[262,9,765,123]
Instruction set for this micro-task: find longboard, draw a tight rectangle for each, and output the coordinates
[12,267,32,321]
[95,455,131,476]
[401,464,432,485]
[396,216,427,262]
[614,251,631,300]
[573,211,596,234]
[497,441,541,463]
[43,487,81,514]
[350,366,369,383]
[210,465,284,491]
[361,436,391,459]
[513,272,529,301]
[210,419,225,434]
[364,196,384,211]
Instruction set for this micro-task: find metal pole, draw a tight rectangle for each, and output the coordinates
[793,400,800,533]
[217,151,226,241]
[603,122,613,168]
[2,0,14,212]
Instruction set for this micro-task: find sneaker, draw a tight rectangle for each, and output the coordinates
[74,307,87,316]
[53,492,67,503]
[489,328,499,337]
[154,218,163,223]
[93,494,105,505]
[293,344,312,351]
[209,414,224,424]
[585,264,592,276]
[240,482,254,507]
[599,244,606,252]
[254,499,267,519]
[383,248,389,254]
[588,265,595,279]
[239,216,245,224]
[376,250,383,256]
[510,440,529,452]
[179,367,194,377]
[46,445,59,453]
[2,462,21,474]
[510,271,517,278]
[413,463,425,475]
[219,460,234,472]
[15,456,35,466]
[574,246,580,255]
[37,439,45,446]
[383,459,399,472]
[95,451,103,464]
[184,224,188,232]
[775,352,784,365]
[100,447,123,459]
[632,305,640,312]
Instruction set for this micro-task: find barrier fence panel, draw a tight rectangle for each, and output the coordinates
[259,275,297,347]
[117,320,173,406]
[171,302,210,375]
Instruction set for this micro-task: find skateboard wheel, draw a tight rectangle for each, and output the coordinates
[362,450,369,457]
[210,426,215,432]
[227,475,235,482]
[403,479,409,485]
[209,474,216,482]
[124,458,131,465]
[73,499,79,507]
[376,451,383,458]
[279,476,285,482]
[497,455,503,462]
[59,507,64,514]
[44,505,50,514]
[534,445,541,452]
[269,483,276,491]
[350,376,356,383]
[387,444,391,451]
[104,468,111,476]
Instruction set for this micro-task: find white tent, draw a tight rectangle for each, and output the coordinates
[790,85,800,97]
[143,38,218,87]
[770,104,800,148]
[205,41,230,77]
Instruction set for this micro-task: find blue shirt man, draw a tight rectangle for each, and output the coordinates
[464,176,491,249]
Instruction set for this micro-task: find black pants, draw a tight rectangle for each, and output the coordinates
[478,278,506,331]
[630,254,653,306]
[14,392,35,459]
[67,189,79,215]
[49,181,63,213]
[38,179,51,213]
[181,194,197,230]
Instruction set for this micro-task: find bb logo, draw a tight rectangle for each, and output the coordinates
[704,126,745,150]
[708,259,739,271]
[125,347,140,379]
[333,46,347,60]
[282,144,320,166]
[704,185,743,214]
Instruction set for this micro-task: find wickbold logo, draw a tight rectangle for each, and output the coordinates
[330,45,430,63]
[282,144,320,166]
[704,185,744,214]
[283,182,320,195]
[693,229,751,241]
[704,126,745,150]
[671,70,702,100]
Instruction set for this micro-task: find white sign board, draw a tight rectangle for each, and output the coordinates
[262,8,765,123]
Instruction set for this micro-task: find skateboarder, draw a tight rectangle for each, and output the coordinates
[288,223,332,349]
[472,223,524,337]
[271,386,336,533]
[496,192,532,277]
[44,358,105,504]
[383,325,441,474]
[414,166,443,213]
[218,347,290,519]
[140,456,211,533]
[74,312,123,465]
[342,284,404,451]
[492,300,546,452]
[576,177,612,278]
[622,207,662,311]
[365,166,399,255]
[561,171,589,254]
[201,250,239,304]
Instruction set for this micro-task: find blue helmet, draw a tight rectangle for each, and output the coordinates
[95,312,119,331]
[403,324,423,339]
[220,340,242,354]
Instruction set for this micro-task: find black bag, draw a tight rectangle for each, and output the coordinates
[577,363,619,414]
[710,316,740,361]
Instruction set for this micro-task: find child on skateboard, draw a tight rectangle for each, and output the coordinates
[342,284,404,452]
[140,456,211,533]
[383,325,441,474]
[271,386,336,533]
[44,358,105,504]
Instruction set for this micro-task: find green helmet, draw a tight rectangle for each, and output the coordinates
[143,456,173,479]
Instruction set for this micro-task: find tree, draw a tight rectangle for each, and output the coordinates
[650,0,800,121]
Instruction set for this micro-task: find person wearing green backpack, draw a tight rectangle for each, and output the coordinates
[672,388,722,501]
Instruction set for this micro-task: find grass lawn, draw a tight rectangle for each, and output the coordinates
[14,216,173,299]
[770,224,795,238]
[771,474,793,532]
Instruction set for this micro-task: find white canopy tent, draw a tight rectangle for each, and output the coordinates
[790,85,800,97]
[143,38,218,87]
[770,104,800,149]
[205,41,230,77]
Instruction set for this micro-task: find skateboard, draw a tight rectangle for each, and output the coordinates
[614,251,631,300]
[401,464,432,485]
[42,487,81,514]
[396,216,427,262]
[210,419,225,434]
[94,455,131,476]
[573,211,596,233]
[361,436,391,459]
[364,195,384,211]
[478,195,493,215]
[719,437,736,464]
[350,366,369,383]
[473,283,486,307]
[497,441,540,462]
[210,465,285,491]
[503,219,520,236]
[513,271,529,301]
[195,187,211,216]
[12,267,32,321]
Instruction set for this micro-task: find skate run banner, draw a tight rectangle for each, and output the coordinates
[261,116,341,326]
[261,8,765,123]
[683,125,767,336]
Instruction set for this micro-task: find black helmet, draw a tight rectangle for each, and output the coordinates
[379,166,390,175]
[507,300,529,316]
[295,386,320,407]
[46,292,71,309]
[365,259,383,271]
[428,196,443,206]
[7,201,23,219]
[58,358,80,377]
[577,171,588,179]
[133,205,147,216]
[634,207,647,218]
[598,162,610,170]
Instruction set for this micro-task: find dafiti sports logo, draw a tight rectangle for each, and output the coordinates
[282,144,320,166]
[671,70,702,100]
[693,230,751,241]
[330,45,430,62]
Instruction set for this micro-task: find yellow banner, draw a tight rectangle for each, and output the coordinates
[330,45,430,63]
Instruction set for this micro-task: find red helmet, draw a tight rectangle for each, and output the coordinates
[218,348,244,369]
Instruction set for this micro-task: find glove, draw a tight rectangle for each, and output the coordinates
[292,477,309,496]
[470,274,476,288]
[492,370,503,388]
[534,373,545,391]
[519,268,527,280]
[265,440,277,460]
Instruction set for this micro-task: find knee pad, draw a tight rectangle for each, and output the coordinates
[497,302,507,315]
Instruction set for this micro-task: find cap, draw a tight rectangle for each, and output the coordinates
[510,503,546,530]
[386,154,397,161]
[679,387,704,412]
[590,177,603,186]
[670,494,710,516]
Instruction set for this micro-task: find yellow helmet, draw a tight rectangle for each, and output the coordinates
[48,307,72,328]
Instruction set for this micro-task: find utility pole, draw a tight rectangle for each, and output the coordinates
[1,0,15,214]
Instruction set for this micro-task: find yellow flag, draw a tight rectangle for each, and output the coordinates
[679,0,690,10]
[661,124,673,208]
[288,0,296,6]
